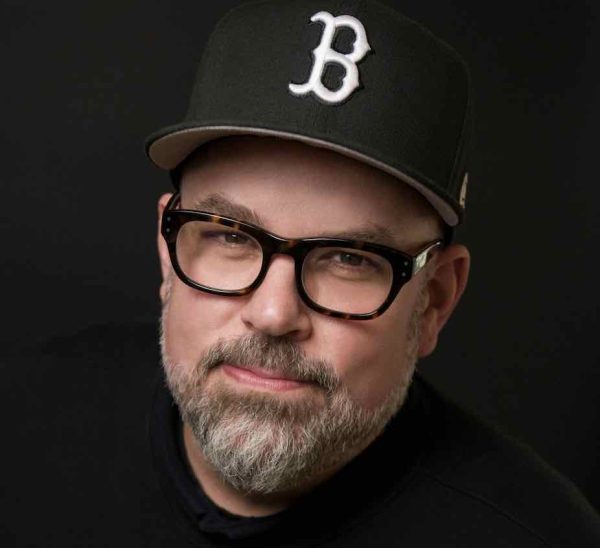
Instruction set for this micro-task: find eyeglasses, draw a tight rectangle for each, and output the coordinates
[161,193,443,320]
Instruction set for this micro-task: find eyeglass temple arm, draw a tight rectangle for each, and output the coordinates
[165,192,181,210]
[412,241,443,276]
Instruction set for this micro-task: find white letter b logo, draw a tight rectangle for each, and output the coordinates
[289,11,371,105]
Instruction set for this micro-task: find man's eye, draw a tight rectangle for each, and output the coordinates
[205,230,251,246]
[324,250,377,270]
[336,252,367,267]
[223,232,249,245]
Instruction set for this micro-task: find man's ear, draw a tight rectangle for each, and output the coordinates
[417,244,470,358]
[157,193,174,303]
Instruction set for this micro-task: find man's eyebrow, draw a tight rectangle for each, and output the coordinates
[189,193,265,226]
[187,193,399,247]
[318,226,399,247]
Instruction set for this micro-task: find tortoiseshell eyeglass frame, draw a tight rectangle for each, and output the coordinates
[161,192,444,320]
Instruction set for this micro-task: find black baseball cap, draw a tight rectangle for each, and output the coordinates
[146,0,472,226]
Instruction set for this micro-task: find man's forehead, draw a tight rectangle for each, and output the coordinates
[180,136,428,206]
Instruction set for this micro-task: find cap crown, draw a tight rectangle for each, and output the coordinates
[147,0,472,225]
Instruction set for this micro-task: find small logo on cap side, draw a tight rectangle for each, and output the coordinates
[459,172,469,208]
[289,11,371,105]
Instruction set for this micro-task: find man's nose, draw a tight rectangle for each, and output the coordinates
[240,255,312,339]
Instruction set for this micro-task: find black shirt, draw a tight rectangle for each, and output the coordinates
[2,322,599,547]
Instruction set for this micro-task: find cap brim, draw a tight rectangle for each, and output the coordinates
[146,124,460,226]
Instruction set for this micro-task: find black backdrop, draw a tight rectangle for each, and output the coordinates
[2,0,599,510]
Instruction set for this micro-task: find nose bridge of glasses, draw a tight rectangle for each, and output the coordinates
[256,234,311,291]
[261,230,306,261]
[256,236,304,298]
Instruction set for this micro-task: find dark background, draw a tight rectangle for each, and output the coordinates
[2,0,599,509]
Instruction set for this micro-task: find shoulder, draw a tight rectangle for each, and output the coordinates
[390,374,600,547]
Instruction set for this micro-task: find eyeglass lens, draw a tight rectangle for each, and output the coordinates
[175,220,394,314]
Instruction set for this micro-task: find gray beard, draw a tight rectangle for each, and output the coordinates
[160,295,423,495]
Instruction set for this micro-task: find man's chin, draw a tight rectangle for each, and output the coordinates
[175,373,405,495]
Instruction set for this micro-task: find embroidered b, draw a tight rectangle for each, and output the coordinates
[289,11,371,104]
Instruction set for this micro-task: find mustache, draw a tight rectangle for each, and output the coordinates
[198,334,340,393]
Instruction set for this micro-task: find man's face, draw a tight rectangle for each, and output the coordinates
[157,136,443,494]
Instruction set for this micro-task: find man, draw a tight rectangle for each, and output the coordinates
[1,0,599,546]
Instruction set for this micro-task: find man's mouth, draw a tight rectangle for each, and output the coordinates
[219,363,315,391]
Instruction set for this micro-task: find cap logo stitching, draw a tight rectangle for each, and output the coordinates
[289,11,371,105]
[459,172,469,208]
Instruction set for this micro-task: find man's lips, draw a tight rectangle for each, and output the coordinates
[220,363,314,391]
